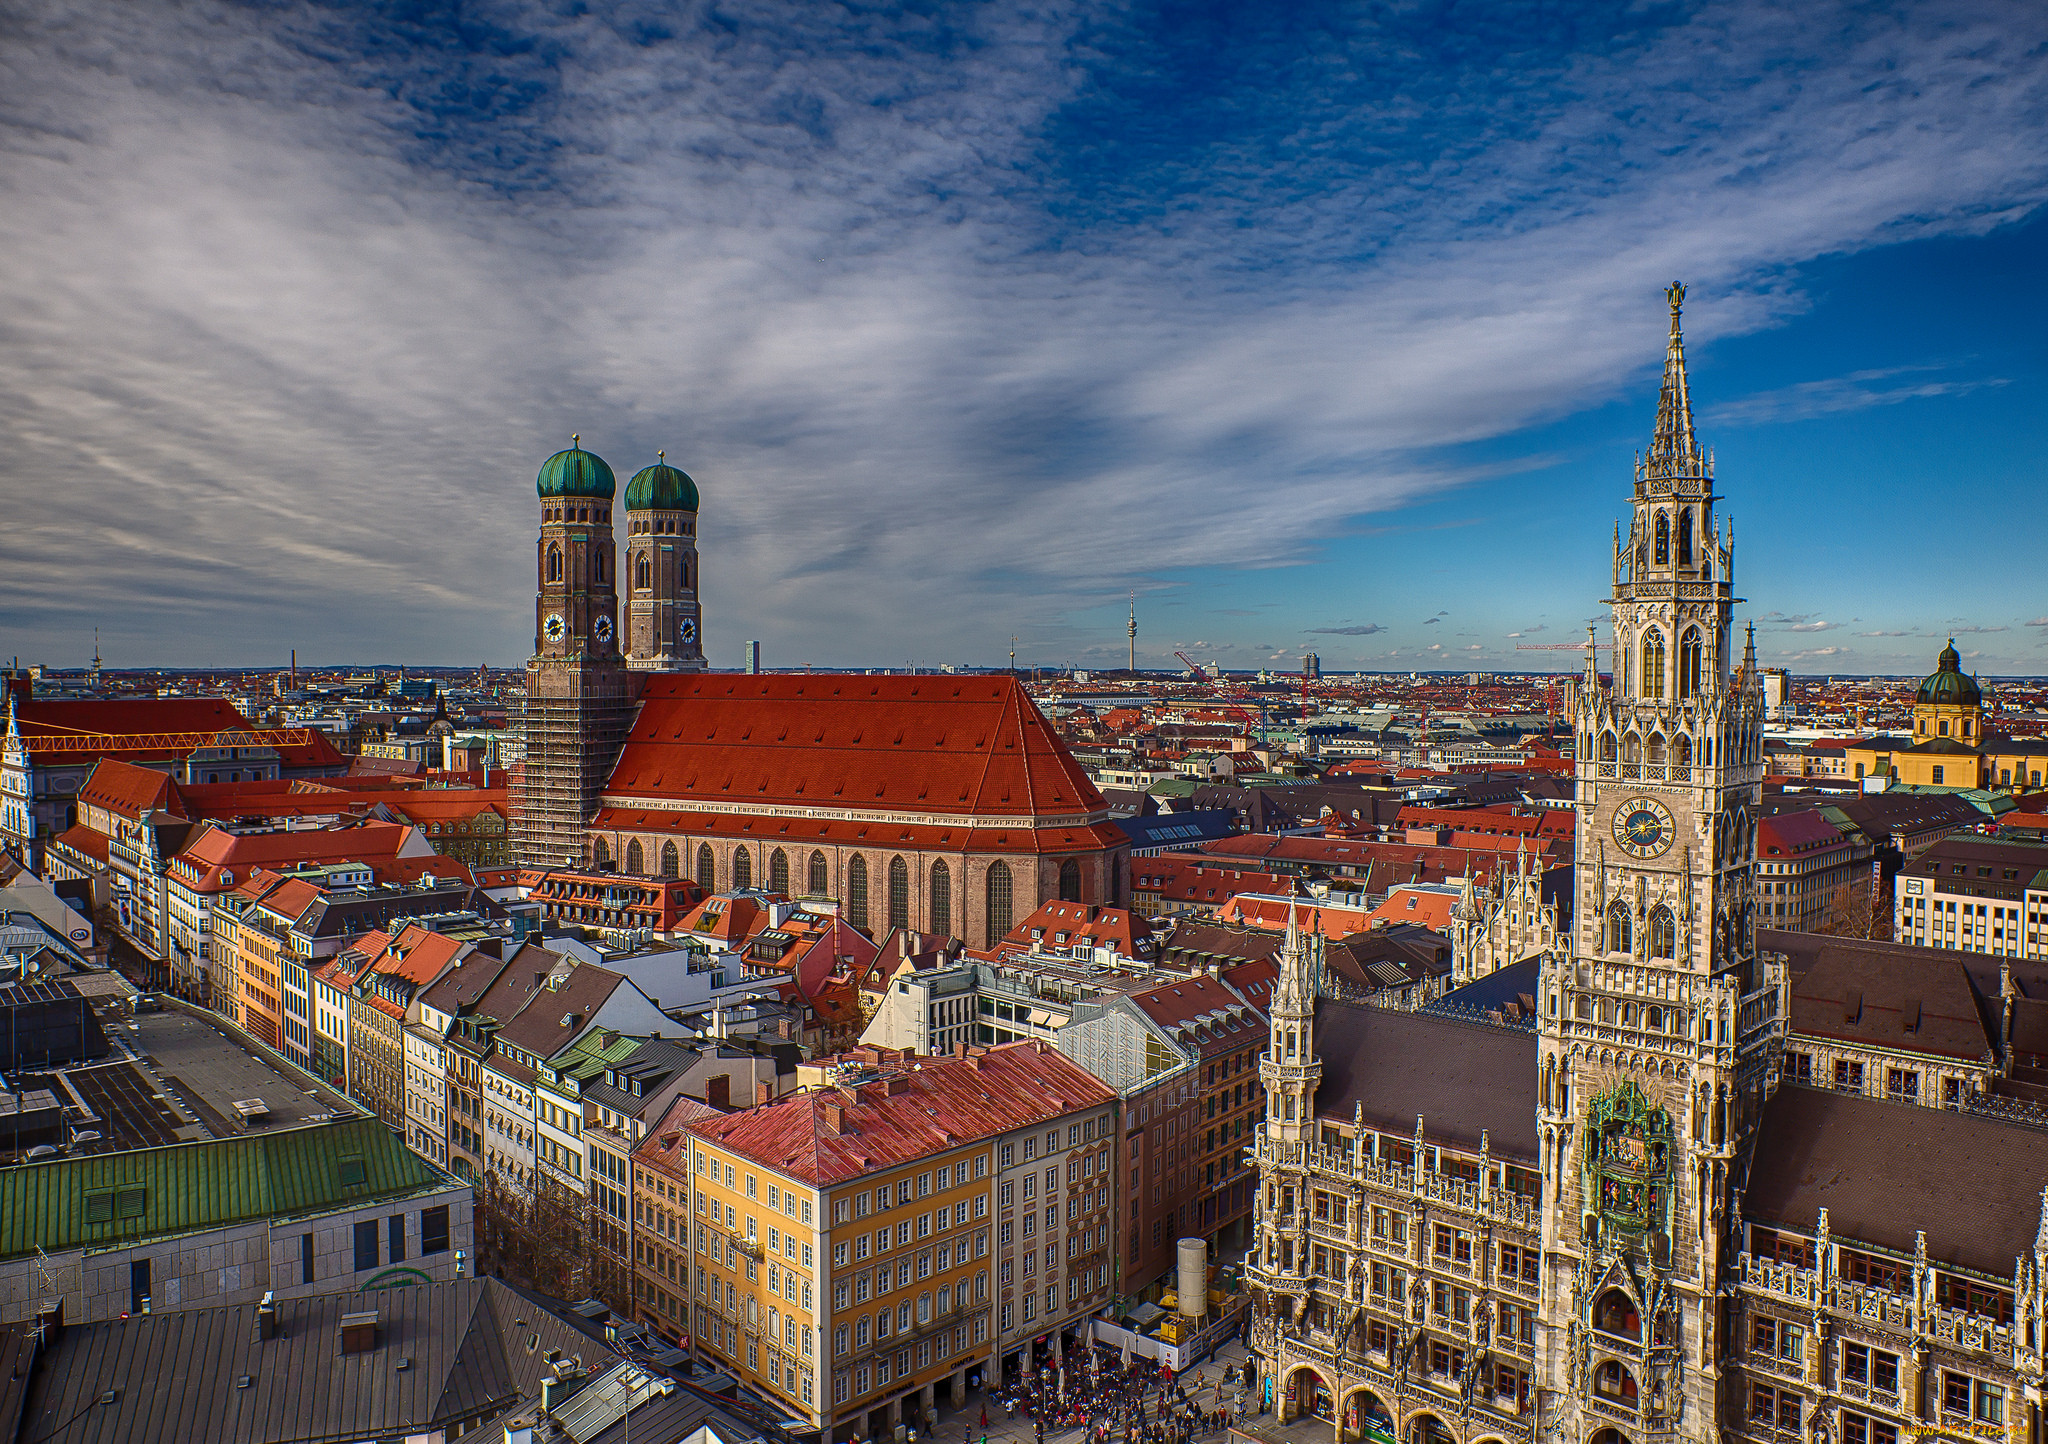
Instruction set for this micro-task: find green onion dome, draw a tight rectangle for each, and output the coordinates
[536,439,616,499]
[1915,640,1981,707]
[625,456,700,512]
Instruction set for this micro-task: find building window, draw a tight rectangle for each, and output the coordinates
[1945,1374,2004,1425]
[1750,1384,1801,1431]
[354,1220,379,1272]
[770,848,790,895]
[662,842,680,879]
[1641,630,1666,700]
[697,844,716,890]
[1841,1344,1899,1395]
[733,847,752,891]
[1646,905,1675,958]
[1606,904,1631,954]
[809,850,829,897]
[1932,765,1945,785]
[1752,1316,1804,1363]
[1059,859,1081,903]
[930,860,952,937]
[546,544,562,583]
[594,837,613,870]
[985,862,1013,948]
[626,840,644,875]
[300,1232,315,1285]
[1834,1060,1864,1091]
[1842,1412,1898,1444]
[888,855,909,931]
[848,855,870,929]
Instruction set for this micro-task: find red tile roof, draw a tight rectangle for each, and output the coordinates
[171,820,422,893]
[684,1041,1113,1186]
[1759,811,1849,855]
[50,823,110,864]
[77,759,185,822]
[604,675,1108,824]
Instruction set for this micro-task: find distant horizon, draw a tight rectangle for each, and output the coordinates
[24,663,2048,687]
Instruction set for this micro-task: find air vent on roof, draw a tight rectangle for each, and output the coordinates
[1843,991,1863,1025]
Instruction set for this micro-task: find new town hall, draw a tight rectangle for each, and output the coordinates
[514,446,1128,945]
[1244,290,2048,1444]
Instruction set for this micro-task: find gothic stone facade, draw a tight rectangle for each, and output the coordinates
[1243,287,2048,1444]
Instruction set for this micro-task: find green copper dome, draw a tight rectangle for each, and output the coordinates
[625,457,700,512]
[536,441,617,500]
[1915,640,1981,707]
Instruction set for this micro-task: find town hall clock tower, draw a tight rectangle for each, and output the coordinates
[1535,286,1786,1444]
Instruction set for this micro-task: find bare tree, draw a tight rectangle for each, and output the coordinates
[476,1169,591,1300]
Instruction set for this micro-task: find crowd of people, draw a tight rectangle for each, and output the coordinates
[973,1344,1245,1444]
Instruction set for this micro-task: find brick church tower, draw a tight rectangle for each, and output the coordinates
[514,439,631,869]
[622,455,707,673]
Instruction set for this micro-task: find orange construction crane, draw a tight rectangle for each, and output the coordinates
[1513,641,1610,651]
[1173,651,1209,683]
[16,727,322,754]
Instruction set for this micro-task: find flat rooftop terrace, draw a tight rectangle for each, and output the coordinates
[6,999,360,1162]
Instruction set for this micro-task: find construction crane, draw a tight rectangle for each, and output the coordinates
[1173,651,1209,683]
[1513,642,1610,652]
[14,726,321,754]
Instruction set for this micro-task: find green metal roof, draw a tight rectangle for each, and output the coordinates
[536,444,617,500]
[0,1117,454,1261]
[624,460,699,512]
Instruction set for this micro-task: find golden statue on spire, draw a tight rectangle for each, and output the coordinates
[1665,280,1686,312]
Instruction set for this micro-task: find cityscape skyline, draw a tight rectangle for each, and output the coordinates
[3,1,2044,674]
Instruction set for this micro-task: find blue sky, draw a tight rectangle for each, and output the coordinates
[1,0,2043,675]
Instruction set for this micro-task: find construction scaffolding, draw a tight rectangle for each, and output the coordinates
[511,655,629,871]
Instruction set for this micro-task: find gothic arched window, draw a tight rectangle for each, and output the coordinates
[732,847,752,892]
[660,842,680,879]
[626,839,644,875]
[1599,731,1617,763]
[1647,732,1667,767]
[1647,905,1676,958]
[1622,733,1642,775]
[887,855,909,931]
[1654,512,1670,566]
[1594,1363,1639,1406]
[1680,627,1704,699]
[808,850,829,897]
[769,848,790,895]
[985,861,1013,948]
[1673,734,1693,772]
[696,843,716,891]
[1059,859,1081,903]
[592,547,606,586]
[1607,903,1632,954]
[1677,507,1694,565]
[635,552,650,591]
[1641,630,1667,700]
[546,544,562,583]
[847,855,869,930]
[930,860,952,937]
[1594,1290,1642,1340]
[593,837,613,870]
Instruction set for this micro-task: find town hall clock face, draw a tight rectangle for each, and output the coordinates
[1612,796,1675,858]
[544,612,566,643]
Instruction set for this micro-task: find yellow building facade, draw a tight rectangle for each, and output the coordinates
[1842,641,2048,790]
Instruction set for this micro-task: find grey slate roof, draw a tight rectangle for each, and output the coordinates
[1313,998,1538,1160]
[1744,1084,2048,1278]
[15,1277,606,1444]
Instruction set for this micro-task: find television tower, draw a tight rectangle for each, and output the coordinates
[1128,592,1137,674]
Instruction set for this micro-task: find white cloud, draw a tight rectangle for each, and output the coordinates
[2,0,2046,663]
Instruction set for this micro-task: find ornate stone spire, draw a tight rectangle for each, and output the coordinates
[1646,281,1700,482]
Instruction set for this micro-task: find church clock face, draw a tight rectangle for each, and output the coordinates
[680,618,698,644]
[543,612,566,643]
[1612,796,1675,859]
[593,614,614,644]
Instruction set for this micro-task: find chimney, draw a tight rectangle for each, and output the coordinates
[256,1291,277,1341]
[757,1080,774,1106]
[705,1074,731,1109]
[339,1310,378,1355]
[821,1101,845,1135]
